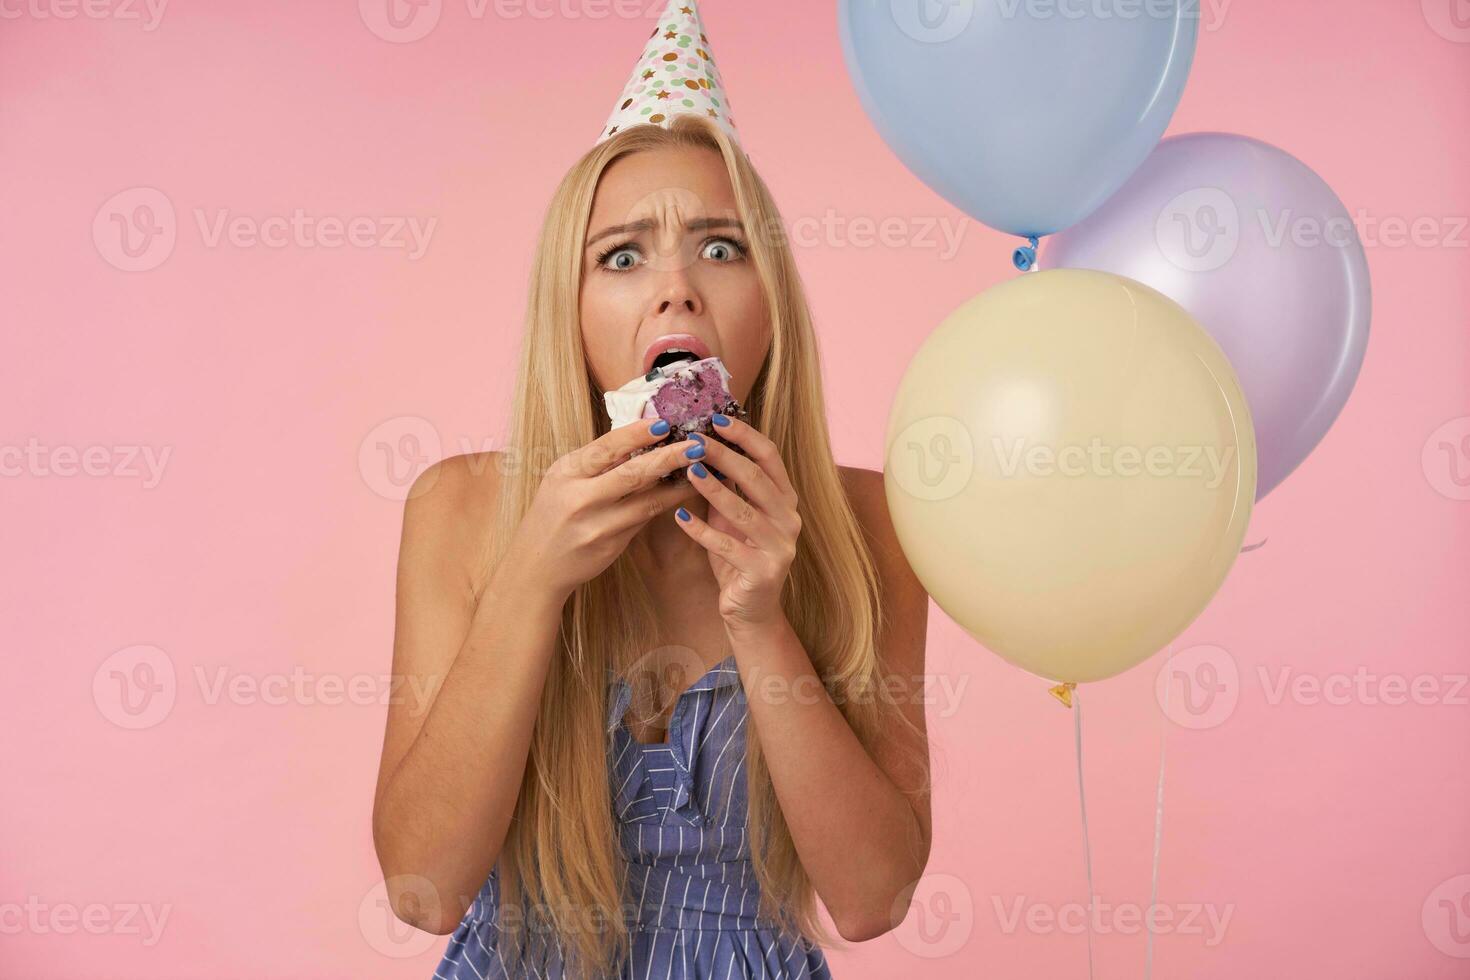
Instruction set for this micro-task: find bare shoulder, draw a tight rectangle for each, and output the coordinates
[399,451,505,598]
[836,464,883,509]
[404,450,502,529]
[837,466,919,584]
[837,463,928,629]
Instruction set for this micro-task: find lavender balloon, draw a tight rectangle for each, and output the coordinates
[1044,132,1370,500]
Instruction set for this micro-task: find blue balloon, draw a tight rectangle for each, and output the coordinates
[838,0,1199,239]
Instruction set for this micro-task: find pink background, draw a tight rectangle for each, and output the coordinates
[3,1,1468,977]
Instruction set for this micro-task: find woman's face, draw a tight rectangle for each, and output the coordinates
[579,144,770,406]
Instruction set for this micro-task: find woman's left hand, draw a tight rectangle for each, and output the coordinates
[674,415,801,632]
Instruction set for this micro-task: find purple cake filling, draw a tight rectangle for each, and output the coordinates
[651,361,728,424]
[611,356,751,482]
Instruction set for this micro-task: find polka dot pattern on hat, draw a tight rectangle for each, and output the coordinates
[597,0,738,145]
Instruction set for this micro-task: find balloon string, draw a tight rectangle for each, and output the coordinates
[1072,685,1096,980]
[1059,664,1170,980]
[1145,650,1173,979]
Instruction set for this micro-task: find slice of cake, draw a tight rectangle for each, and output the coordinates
[604,355,751,482]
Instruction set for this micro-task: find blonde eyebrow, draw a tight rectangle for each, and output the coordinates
[585,216,745,250]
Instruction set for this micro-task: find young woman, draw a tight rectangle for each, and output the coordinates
[371,111,932,980]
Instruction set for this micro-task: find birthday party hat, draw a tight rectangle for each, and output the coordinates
[597,0,738,145]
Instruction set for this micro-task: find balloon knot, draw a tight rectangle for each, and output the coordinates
[1012,235,1040,272]
[1048,681,1077,708]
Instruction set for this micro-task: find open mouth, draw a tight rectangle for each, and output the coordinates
[650,347,698,371]
[643,333,713,375]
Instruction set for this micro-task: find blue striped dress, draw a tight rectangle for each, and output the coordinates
[433,653,835,979]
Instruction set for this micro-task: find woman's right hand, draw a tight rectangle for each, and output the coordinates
[508,420,704,602]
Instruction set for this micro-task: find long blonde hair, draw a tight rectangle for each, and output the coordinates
[478,114,926,978]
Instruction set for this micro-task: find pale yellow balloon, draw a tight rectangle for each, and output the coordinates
[885,268,1256,684]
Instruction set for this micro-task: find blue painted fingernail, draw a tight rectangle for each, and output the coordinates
[684,444,705,459]
[711,413,730,426]
[676,507,691,521]
[691,462,708,478]
[689,432,705,444]
[650,419,670,435]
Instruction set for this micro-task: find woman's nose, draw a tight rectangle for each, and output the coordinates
[658,295,698,315]
[654,271,701,316]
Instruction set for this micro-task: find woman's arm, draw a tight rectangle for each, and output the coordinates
[373,423,703,934]
[669,419,935,942]
[727,467,932,942]
[371,452,566,935]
